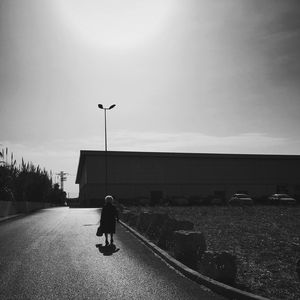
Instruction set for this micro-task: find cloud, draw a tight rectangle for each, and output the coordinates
[249,0,300,86]
[109,130,297,155]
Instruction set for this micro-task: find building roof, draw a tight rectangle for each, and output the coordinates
[75,150,300,184]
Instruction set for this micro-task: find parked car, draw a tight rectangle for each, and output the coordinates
[268,194,296,205]
[229,193,254,205]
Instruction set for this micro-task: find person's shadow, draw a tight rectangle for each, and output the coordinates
[96,243,120,256]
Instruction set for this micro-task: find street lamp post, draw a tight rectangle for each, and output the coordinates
[98,104,116,196]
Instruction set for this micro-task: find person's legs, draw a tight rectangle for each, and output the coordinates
[110,233,114,244]
[105,233,109,246]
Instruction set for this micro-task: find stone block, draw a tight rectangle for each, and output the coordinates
[173,230,207,269]
[146,212,170,240]
[157,218,194,250]
[137,211,153,233]
[119,210,131,222]
[127,212,139,227]
[198,251,237,284]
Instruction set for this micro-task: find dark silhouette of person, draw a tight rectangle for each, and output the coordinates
[100,195,119,246]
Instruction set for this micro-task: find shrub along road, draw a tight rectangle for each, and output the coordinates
[0,207,225,300]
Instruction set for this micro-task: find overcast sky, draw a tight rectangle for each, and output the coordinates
[1,0,300,197]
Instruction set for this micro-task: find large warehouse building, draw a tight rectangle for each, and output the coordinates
[75,150,300,207]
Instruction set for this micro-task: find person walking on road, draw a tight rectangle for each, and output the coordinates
[100,195,119,246]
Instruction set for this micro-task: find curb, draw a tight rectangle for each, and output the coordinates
[0,214,25,224]
[119,220,269,300]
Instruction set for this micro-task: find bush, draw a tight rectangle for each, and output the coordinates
[0,147,64,205]
[138,197,150,206]
[170,197,189,206]
[188,195,206,206]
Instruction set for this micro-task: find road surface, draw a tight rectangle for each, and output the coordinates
[0,207,225,299]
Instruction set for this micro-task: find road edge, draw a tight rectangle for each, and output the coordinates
[119,220,269,300]
[0,214,25,224]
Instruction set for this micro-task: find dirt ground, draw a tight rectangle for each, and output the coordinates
[131,205,300,300]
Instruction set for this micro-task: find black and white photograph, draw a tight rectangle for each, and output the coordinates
[0,1,300,299]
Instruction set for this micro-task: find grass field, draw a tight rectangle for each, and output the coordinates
[131,205,300,300]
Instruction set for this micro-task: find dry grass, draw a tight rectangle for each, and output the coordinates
[132,205,300,300]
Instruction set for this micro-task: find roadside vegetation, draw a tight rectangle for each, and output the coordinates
[0,147,65,205]
[128,204,300,300]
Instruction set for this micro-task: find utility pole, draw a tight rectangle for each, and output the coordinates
[56,171,69,192]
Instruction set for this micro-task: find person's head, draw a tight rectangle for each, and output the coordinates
[105,195,114,205]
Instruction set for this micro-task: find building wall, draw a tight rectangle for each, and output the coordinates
[76,151,300,205]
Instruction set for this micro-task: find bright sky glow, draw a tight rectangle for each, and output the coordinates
[1,0,300,197]
[56,0,175,49]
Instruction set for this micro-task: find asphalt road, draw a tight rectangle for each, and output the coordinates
[0,207,225,300]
